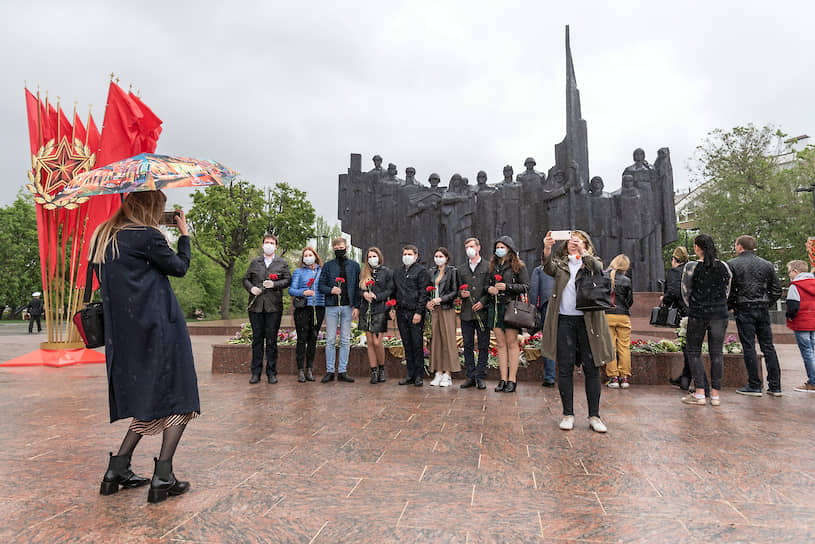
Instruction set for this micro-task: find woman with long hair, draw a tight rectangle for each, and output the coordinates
[541,230,615,432]
[680,234,732,406]
[358,247,395,383]
[427,247,460,387]
[289,247,325,382]
[604,254,634,389]
[93,190,199,503]
[488,236,529,393]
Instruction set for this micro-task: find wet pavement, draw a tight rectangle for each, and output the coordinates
[1,331,814,543]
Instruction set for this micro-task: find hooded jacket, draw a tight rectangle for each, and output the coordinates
[488,236,530,304]
[787,272,815,331]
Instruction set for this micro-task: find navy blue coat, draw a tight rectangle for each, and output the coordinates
[97,227,200,423]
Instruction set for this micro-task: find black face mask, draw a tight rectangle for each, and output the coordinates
[334,249,347,260]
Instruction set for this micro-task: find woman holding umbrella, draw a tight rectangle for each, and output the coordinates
[92,190,199,504]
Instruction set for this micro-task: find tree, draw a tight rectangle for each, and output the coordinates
[264,182,315,256]
[0,192,41,318]
[312,215,343,261]
[691,124,813,272]
[186,180,267,319]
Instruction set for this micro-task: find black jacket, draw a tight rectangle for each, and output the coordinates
[662,264,687,315]
[428,265,459,310]
[605,270,634,316]
[489,259,529,304]
[456,258,490,321]
[726,251,782,311]
[682,260,732,319]
[27,297,43,316]
[243,255,292,313]
[358,266,395,315]
[393,262,431,313]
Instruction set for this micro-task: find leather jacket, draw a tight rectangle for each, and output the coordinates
[726,251,782,310]
[604,270,634,316]
[428,265,459,310]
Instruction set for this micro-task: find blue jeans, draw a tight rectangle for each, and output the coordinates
[793,330,815,385]
[324,305,352,373]
[543,357,556,382]
[735,307,781,390]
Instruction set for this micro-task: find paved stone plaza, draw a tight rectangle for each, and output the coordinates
[1,325,814,543]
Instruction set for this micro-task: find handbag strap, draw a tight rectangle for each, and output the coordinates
[83,262,96,305]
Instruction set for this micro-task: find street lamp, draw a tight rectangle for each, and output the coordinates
[795,183,815,230]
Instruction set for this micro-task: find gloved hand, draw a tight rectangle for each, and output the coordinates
[250,286,262,296]
[263,280,274,289]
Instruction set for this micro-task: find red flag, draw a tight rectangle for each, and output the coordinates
[87,113,101,155]
[58,107,72,144]
[96,82,142,167]
[24,89,41,154]
[129,92,163,153]
[72,111,86,145]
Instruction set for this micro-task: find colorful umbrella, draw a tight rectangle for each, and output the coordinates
[52,153,237,204]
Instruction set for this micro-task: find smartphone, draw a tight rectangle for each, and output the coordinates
[161,210,180,226]
[550,230,572,241]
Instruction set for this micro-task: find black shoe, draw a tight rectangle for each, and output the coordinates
[378,366,386,382]
[249,374,260,384]
[414,377,423,387]
[541,380,555,387]
[504,381,516,393]
[460,377,476,389]
[370,368,379,384]
[476,378,486,390]
[679,376,691,391]
[337,372,355,383]
[398,377,415,385]
[495,380,506,392]
[305,368,315,381]
[669,376,681,387]
[100,452,150,495]
[268,374,278,384]
[147,458,190,504]
[297,370,306,383]
[321,372,335,383]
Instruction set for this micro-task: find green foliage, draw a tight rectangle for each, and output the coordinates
[692,124,813,271]
[0,192,42,316]
[264,182,315,257]
[312,215,343,262]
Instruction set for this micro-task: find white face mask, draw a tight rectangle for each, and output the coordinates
[263,243,276,256]
[434,256,446,266]
[465,247,478,259]
[402,254,415,267]
[303,255,315,266]
[368,256,379,267]
[495,247,507,258]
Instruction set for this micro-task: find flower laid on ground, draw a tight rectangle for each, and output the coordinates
[382,336,402,347]
[629,338,681,353]
[675,316,688,349]
[228,322,252,344]
[524,331,542,349]
[724,334,743,353]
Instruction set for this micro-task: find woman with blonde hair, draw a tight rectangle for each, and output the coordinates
[93,190,199,503]
[358,247,394,383]
[289,246,325,382]
[604,254,634,389]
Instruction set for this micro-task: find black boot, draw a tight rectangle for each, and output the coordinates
[503,381,517,393]
[147,458,190,504]
[377,365,386,382]
[305,367,315,382]
[298,369,306,383]
[337,372,355,383]
[321,372,335,383]
[370,368,379,384]
[495,380,506,392]
[100,452,149,495]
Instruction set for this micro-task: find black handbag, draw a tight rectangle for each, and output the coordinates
[292,295,308,309]
[650,305,681,328]
[575,264,615,311]
[72,262,105,348]
[503,296,537,330]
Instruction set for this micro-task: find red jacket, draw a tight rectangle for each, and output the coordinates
[787,275,815,331]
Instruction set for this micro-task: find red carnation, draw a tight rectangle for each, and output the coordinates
[385,299,397,307]
[269,273,279,280]
[306,278,314,287]
[426,286,435,292]
[494,274,502,282]
[335,277,345,284]
[459,284,469,290]
[365,279,375,287]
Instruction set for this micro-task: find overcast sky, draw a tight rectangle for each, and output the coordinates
[2,1,814,222]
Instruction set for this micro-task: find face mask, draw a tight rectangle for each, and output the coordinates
[263,243,275,255]
[368,256,379,267]
[465,247,477,259]
[495,247,507,258]
[402,254,415,267]
[434,256,446,266]
[303,256,315,266]
[334,248,346,259]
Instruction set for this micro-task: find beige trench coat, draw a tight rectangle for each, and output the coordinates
[539,252,616,367]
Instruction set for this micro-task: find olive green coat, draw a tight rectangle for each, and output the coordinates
[540,252,616,367]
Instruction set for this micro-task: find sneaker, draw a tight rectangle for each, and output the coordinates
[793,382,815,393]
[767,388,783,397]
[620,377,630,389]
[709,396,721,406]
[439,373,451,387]
[588,417,607,433]
[681,394,707,405]
[607,377,619,389]
[430,372,442,386]
[736,387,763,397]
[559,415,575,430]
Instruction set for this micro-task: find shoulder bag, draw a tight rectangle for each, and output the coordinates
[503,293,537,330]
[72,262,105,348]
[575,261,615,312]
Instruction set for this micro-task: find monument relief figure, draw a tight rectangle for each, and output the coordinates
[474,170,499,245]
[517,157,545,263]
[654,147,678,245]
[497,165,521,245]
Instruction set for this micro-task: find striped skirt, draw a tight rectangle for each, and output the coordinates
[128,412,199,436]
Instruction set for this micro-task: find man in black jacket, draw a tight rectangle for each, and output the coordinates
[27,291,43,334]
[243,234,291,384]
[457,237,490,389]
[727,235,783,396]
[392,244,431,386]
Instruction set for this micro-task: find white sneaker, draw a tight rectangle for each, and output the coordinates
[440,373,451,387]
[559,416,575,430]
[588,417,607,433]
[430,372,442,386]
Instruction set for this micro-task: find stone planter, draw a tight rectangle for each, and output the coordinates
[211,344,757,387]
